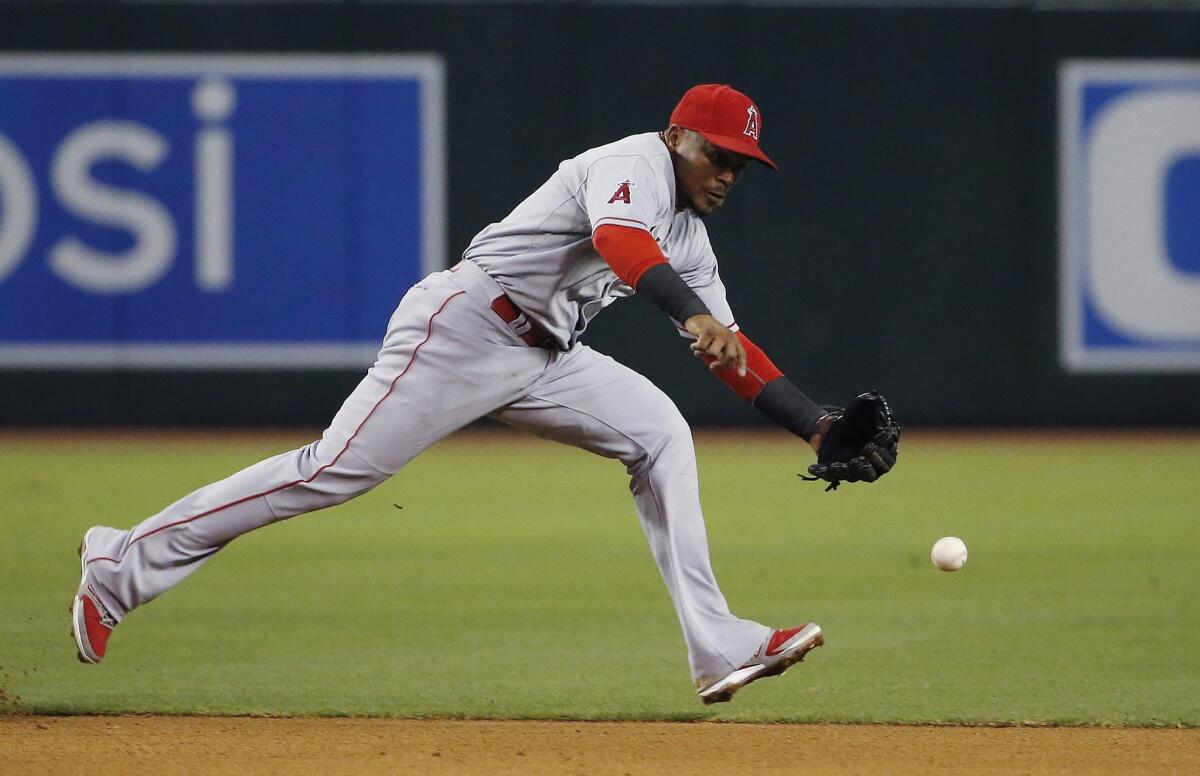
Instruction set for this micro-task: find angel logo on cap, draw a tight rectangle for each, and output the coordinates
[743,105,760,140]
[669,84,777,169]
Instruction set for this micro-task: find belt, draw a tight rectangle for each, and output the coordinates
[490,294,555,348]
[449,260,556,349]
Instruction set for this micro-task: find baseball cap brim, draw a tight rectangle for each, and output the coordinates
[698,130,778,171]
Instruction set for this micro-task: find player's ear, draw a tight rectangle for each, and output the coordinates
[664,125,685,151]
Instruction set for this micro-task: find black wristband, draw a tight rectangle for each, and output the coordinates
[752,377,827,441]
[635,263,711,323]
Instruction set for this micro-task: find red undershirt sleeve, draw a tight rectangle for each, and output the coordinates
[707,331,785,402]
[592,224,669,287]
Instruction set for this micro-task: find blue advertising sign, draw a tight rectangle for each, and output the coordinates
[0,54,445,367]
[1059,61,1200,373]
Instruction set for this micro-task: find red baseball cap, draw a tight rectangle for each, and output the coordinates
[669,84,777,170]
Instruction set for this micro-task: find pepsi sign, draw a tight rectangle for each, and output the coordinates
[0,54,445,367]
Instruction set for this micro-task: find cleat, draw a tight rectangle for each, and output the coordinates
[71,528,116,664]
[697,623,823,705]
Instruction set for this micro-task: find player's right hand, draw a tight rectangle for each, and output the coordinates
[684,314,746,377]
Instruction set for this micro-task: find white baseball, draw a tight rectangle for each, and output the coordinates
[931,536,968,571]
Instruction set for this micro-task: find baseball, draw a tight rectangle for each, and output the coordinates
[931,536,968,571]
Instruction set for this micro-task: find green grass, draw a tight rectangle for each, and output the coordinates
[1,429,1197,724]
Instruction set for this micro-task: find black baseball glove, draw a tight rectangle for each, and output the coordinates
[801,390,900,492]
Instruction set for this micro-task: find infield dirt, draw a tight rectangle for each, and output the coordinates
[3,716,1198,775]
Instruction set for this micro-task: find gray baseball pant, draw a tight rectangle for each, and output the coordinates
[82,260,769,685]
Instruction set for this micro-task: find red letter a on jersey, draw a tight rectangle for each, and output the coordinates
[607,180,633,204]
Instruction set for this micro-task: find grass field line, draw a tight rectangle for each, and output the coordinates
[4,710,1199,729]
[4,425,1199,446]
[3,716,1199,776]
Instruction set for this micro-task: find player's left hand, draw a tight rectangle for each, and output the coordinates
[807,413,836,454]
[685,314,746,376]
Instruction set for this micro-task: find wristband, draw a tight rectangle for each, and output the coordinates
[752,377,826,441]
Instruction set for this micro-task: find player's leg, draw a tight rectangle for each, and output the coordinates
[77,271,551,654]
[488,344,770,687]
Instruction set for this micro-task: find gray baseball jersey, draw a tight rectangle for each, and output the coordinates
[465,132,738,348]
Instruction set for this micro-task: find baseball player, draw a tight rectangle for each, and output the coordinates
[72,84,897,704]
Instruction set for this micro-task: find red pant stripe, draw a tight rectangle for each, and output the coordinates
[91,290,467,561]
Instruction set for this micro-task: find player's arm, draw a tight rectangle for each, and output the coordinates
[724,335,833,452]
[695,332,833,451]
[684,319,831,450]
[637,234,829,450]
[592,224,745,374]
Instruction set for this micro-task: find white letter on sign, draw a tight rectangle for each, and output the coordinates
[1089,92,1200,339]
[0,132,38,284]
[48,121,177,294]
[193,78,236,291]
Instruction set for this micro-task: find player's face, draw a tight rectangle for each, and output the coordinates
[665,127,749,216]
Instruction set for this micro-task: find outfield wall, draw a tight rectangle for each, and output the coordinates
[1,1,1198,426]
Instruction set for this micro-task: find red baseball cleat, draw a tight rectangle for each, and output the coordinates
[696,623,824,705]
[71,528,116,664]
